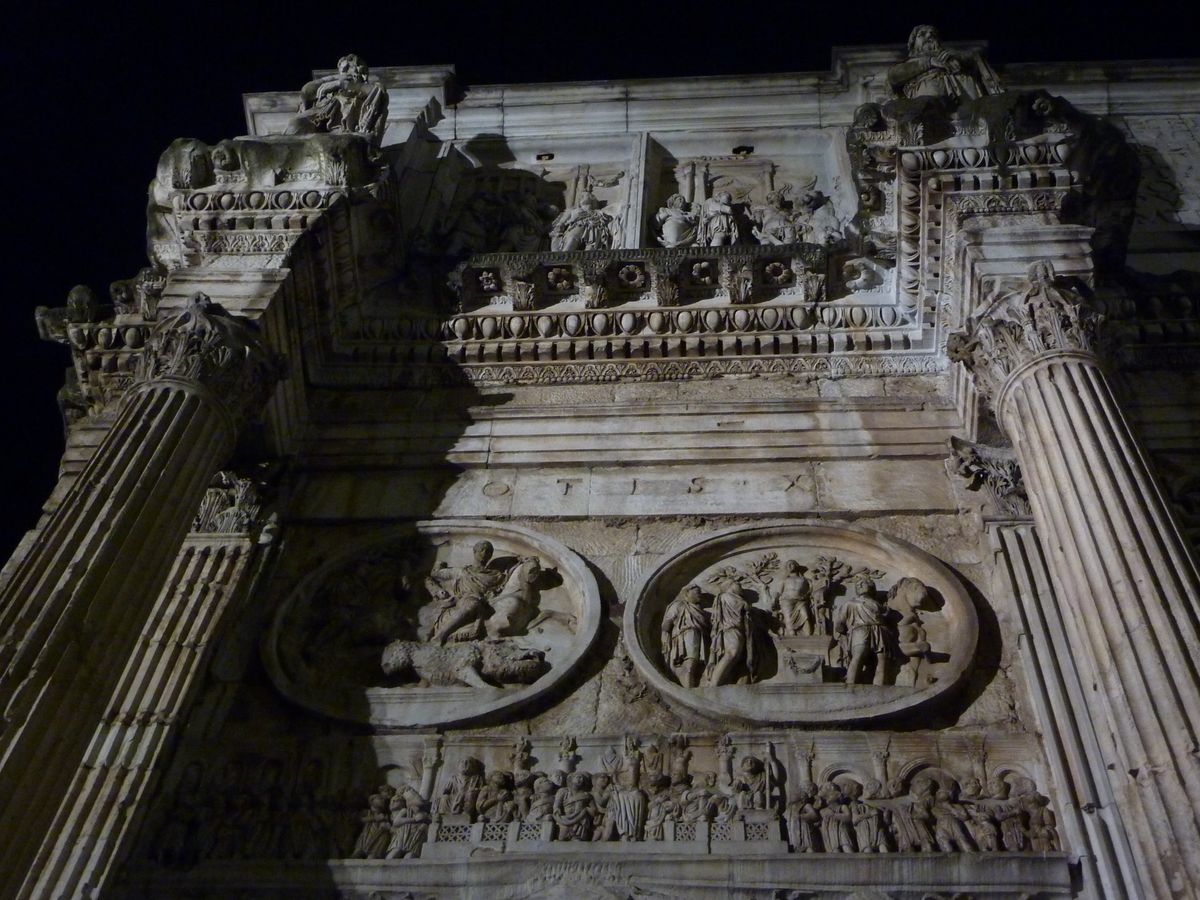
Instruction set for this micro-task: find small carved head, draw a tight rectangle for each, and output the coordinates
[569,771,592,791]
[739,756,764,776]
[459,757,485,778]
[337,53,369,80]
[908,24,942,55]
[666,193,688,211]
[472,541,494,566]
[715,190,733,204]
[577,191,600,210]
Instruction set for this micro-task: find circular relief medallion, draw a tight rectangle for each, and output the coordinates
[625,523,978,725]
[264,520,601,729]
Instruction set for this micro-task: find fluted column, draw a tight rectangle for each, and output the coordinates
[951,262,1200,900]
[0,294,278,895]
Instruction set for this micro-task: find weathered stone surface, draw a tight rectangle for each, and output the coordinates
[4,28,1200,900]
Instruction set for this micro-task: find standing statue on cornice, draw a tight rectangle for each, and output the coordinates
[887,25,1002,102]
[288,53,389,145]
[549,192,617,251]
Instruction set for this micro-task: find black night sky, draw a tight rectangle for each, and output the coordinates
[3,1,1193,561]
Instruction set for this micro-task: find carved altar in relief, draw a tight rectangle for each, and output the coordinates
[626,523,977,724]
[263,521,601,728]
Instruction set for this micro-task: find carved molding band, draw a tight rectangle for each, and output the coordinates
[625,523,978,725]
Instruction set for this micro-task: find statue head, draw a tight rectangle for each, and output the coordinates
[785,560,800,575]
[908,24,942,56]
[739,756,764,776]
[765,189,786,208]
[715,190,733,204]
[593,772,611,790]
[472,541,494,566]
[666,193,688,211]
[569,771,592,791]
[459,757,484,778]
[1026,259,1057,290]
[681,584,703,604]
[577,191,600,210]
[888,576,931,612]
[843,780,863,800]
[487,771,513,790]
[337,53,369,81]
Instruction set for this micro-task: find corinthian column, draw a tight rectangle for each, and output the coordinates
[0,293,278,895]
[950,262,1200,900]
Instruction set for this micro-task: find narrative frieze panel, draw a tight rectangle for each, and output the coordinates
[625,523,978,724]
[263,520,601,728]
[138,730,1059,867]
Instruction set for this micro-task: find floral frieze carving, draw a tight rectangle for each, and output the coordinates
[626,524,978,724]
[263,520,601,729]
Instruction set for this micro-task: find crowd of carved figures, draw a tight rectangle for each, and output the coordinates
[656,183,843,251]
[661,555,942,688]
[147,736,1058,865]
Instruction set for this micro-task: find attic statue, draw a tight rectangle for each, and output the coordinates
[288,53,389,145]
[888,25,1001,102]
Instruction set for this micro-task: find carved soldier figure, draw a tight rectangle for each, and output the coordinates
[553,772,598,841]
[849,779,891,853]
[525,777,558,823]
[703,581,758,686]
[384,784,430,859]
[833,574,892,685]
[549,192,616,251]
[932,787,976,852]
[1025,792,1060,852]
[656,193,699,248]
[785,784,822,852]
[591,772,615,840]
[696,191,739,247]
[907,777,938,852]
[817,783,856,852]
[992,780,1028,852]
[436,757,485,819]
[967,802,1001,852]
[886,25,1002,102]
[476,771,519,823]
[644,775,679,841]
[608,767,648,841]
[661,584,709,687]
[732,756,769,812]
[351,785,394,859]
[776,560,816,636]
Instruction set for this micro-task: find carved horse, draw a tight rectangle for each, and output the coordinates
[485,556,542,638]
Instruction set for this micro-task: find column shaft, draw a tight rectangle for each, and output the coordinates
[1003,357,1200,898]
[27,532,264,898]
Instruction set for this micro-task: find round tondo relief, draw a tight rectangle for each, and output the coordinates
[625,523,978,725]
[263,520,601,729]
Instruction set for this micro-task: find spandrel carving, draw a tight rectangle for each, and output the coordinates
[628,524,978,724]
[263,520,601,728]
